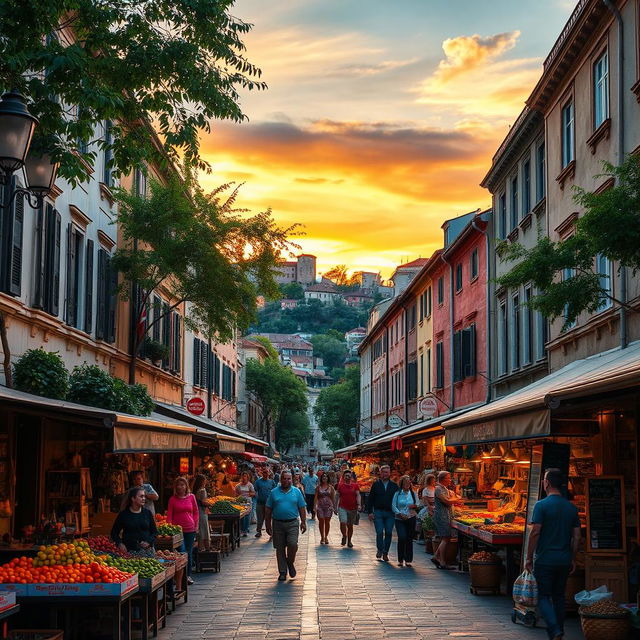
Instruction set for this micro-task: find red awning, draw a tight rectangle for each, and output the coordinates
[240,452,267,463]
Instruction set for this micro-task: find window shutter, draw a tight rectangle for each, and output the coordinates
[193,338,201,387]
[172,313,181,374]
[84,239,94,332]
[103,120,113,186]
[200,341,209,389]
[152,295,161,341]
[65,223,76,325]
[32,205,47,309]
[161,302,170,368]
[453,330,462,382]
[96,249,107,339]
[48,208,62,316]
[436,342,444,389]
[468,324,476,377]
[106,255,117,343]
[214,354,221,396]
[8,185,24,296]
[232,370,236,399]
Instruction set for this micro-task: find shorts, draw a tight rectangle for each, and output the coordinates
[338,508,358,525]
[272,519,299,548]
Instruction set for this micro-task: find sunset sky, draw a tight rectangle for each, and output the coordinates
[199,0,575,279]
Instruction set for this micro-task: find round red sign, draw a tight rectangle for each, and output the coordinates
[186,397,205,416]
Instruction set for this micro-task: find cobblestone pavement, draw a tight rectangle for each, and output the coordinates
[159,518,582,640]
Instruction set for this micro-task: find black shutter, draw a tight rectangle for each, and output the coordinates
[96,249,107,339]
[65,223,77,326]
[46,208,62,316]
[32,205,47,308]
[462,324,476,378]
[214,354,220,396]
[103,120,113,186]
[172,312,181,374]
[232,370,236,399]
[152,295,161,341]
[8,186,24,296]
[161,302,170,368]
[106,255,117,343]
[84,239,94,332]
[193,338,201,387]
[436,342,444,389]
[200,341,209,389]
[407,360,417,401]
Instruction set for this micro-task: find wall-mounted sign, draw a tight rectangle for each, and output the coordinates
[179,457,190,474]
[218,439,245,453]
[418,396,438,419]
[186,397,206,416]
[388,415,402,429]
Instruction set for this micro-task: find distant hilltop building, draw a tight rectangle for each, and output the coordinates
[390,257,429,296]
[304,282,339,303]
[274,254,317,286]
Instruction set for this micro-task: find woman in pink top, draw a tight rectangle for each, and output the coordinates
[167,477,199,584]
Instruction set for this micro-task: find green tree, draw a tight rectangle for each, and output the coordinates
[310,334,347,370]
[276,410,311,454]
[497,156,640,329]
[0,0,265,183]
[322,265,349,286]
[280,282,305,300]
[112,167,293,382]
[245,358,308,445]
[248,336,280,361]
[314,365,360,450]
[13,349,69,399]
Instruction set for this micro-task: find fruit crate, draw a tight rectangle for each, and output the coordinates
[156,534,183,549]
[174,554,187,570]
[161,561,176,580]
[8,631,64,640]
[138,570,166,593]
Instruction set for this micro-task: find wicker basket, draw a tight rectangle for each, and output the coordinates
[431,537,458,564]
[468,560,502,590]
[579,610,629,640]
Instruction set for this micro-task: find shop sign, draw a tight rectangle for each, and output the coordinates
[388,414,402,429]
[418,396,438,418]
[113,426,192,452]
[218,439,245,453]
[472,422,496,441]
[179,456,190,474]
[186,397,206,416]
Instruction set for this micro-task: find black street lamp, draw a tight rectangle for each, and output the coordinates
[0,90,58,209]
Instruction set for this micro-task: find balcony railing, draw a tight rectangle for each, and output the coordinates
[544,0,590,71]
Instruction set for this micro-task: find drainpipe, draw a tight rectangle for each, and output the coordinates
[385,326,390,427]
[603,0,627,348]
[403,304,409,425]
[471,216,492,404]
[369,345,373,436]
[441,253,455,412]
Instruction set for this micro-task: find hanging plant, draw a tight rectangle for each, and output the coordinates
[13,349,69,399]
[143,338,170,364]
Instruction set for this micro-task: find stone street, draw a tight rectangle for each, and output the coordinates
[159,518,581,640]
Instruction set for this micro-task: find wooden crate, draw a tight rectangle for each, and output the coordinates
[585,554,628,602]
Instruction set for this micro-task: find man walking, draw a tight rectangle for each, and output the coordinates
[254,466,276,538]
[302,467,319,519]
[367,465,398,562]
[265,471,307,581]
[525,468,581,640]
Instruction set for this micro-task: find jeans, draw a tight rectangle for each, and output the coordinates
[256,503,266,532]
[395,517,416,563]
[534,563,571,639]
[241,513,251,534]
[305,494,315,517]
[374,510,395,553]
[179,531,197,577]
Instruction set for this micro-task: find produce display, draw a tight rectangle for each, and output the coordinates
[580,600,628,615]
[87,536,119,554]
[475,523,524,534]
[155,550,186,562]
[103,555,165,579]
[0,557,132,584]
[33,541,103,567]
[469,551,500,563]
[208,500,245,514]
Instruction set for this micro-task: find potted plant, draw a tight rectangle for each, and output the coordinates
[13,349,69,399]
[422,514,435,554]
[143,338,170,365]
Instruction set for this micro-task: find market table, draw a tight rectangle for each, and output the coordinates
[131,572,168,639]
[0,604,19,639]
[207,508,250,550]
[451,521,523,595]
[10,587,137,640]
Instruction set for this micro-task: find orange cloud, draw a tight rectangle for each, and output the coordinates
[434,31,521,84]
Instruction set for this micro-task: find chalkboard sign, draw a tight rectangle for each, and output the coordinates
[586,476,626,553]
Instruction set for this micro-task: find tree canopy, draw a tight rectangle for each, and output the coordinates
[497,156,640,329]
[112,166,294,380]
[0,0,265,183]
[314,365,360,450]
[276,410,311,455]
[310,334,347,370]
[245,357,308,451]
[280,282,305,300]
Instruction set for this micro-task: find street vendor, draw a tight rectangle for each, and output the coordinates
[111,486,157,553]
[131,470,159,516]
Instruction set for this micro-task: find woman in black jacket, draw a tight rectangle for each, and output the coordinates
[111,487,157,553]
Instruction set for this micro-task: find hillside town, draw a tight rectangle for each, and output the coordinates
[0,1,639,639]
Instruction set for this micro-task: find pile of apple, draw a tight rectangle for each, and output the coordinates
[87,536,119,554]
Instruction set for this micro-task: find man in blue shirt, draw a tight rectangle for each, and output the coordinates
[265,471,307,581]
[301,468,319,520]
[525,468,581,640]
[254,466,276,538]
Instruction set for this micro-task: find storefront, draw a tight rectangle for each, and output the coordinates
[442,342,640,603]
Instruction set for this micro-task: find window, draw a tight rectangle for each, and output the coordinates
[499,192,507,239]
[562,268,576,329]
[561,101,575,168]
[103,120,114,187]
[536,308,548,361]
[134,167,147,198]
[510,176,518,230]
[96,248,117,342]
[511,294,520,370]
[455,263,463,292]
[408,304,417,330]
[593,51,609,128]
[419,353,424,396]
[33,202,61,316]
[426,347,432,393]
[596,254,612,310]
[0,177,25,297]
[470,248,478,280]
[435,342,444,388]
[523,286,533,365]
[437,277,444,304]
[453,325,476,382]
[407,360,417,401]
[65,224,84,328]
[426,286,432,316]
[536,143,545,202]
[498,300,508,376]
[84,240,94,333]
[523,160,531,214]
[419,294,424,322]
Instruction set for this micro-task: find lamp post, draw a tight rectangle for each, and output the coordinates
[0,90,58,209]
